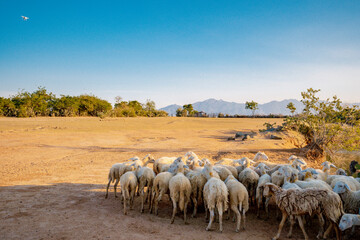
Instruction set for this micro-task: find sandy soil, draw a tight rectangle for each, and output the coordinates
[0,117,340,239]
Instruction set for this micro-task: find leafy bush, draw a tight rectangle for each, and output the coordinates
[284,88,360,159]
[0,87,167,118]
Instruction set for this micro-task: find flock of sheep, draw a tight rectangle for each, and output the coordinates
[104,152,360,240]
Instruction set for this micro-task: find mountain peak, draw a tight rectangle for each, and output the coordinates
[160,99,304,116]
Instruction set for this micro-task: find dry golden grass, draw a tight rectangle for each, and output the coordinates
[0,117,351,239]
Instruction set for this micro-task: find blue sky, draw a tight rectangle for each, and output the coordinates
[1,1,360,108]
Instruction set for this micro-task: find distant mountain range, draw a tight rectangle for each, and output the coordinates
[160,98,305,116]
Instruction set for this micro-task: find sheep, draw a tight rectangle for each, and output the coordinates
[104,155,145,198]
[169,162,192,224]
[133,163,156,213]
[335,168,347,176]
[263,183,343,240]
[339,213,360,233]
[238,162,259,206]
[216,151,268,166]
[201,160,220,180]
[271,170,285,187]
[153,156,178,174]
[213,165,233,181]
[202,162,228,232]
[330,175,360,191]
[120,171,138,215]
[224,175,249,232]
[333,181,360,214]
[255,163,272,218]
[312,161,337,181]
[150,171,173,215]
[294,172,333,191]
[159,156,184,173]
[184,168,207,218]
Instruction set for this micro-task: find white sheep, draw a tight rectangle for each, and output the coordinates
[184,168,207,218]
[169,162,192,224]
[202,162,229,233]
[150,171,173,215]
[238,161,259,206]
[339,213,360,234]
[133,164,156,213]
[224,175,249,232]
[213,165,233,181]
[120,171,138,215]
[104,155,145,198]
[153,156,178,174]
[255,163,271,219]
[294,171,332,191]
[330,175,360,191]
[333,181,360,214]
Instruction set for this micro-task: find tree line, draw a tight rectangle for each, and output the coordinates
[0,87,168,118]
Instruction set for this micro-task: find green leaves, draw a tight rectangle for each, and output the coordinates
[245,100,259,117]
[284,88,360,159]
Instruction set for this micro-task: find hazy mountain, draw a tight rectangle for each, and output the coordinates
[160,98,305,116]
[160,104,182,116]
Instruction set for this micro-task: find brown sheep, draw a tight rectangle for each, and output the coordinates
[263,183,343,240]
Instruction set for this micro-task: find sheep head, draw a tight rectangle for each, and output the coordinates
[339,214,356,231]
[333,181,350,194]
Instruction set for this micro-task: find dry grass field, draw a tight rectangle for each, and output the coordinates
[0,117,338,239]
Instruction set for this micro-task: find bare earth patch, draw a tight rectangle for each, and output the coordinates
[0,117,328,239]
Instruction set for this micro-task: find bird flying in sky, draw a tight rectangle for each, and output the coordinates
[21,16,29,21]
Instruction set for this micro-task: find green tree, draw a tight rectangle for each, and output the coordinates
[284,88,360,159]
[287,102,296,116]
[245,100,259,117]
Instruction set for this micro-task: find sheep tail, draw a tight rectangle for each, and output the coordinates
[179,190,185,211]
[108,170,114,183]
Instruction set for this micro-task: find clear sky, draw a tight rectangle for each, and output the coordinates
[1,0,360,108]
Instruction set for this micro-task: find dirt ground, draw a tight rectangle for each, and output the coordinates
[0,117,341,239]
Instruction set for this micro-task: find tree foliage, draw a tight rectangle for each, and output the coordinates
[284,88,360,159]
[245,100,259,117]
[176,104,197,117]
[0,87,167,118]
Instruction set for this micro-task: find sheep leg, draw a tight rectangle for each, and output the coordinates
[242,208,246,230]
[256,193,262,218]
[147,186,152,208]
[150,190,156,214]
[191,194,198,218]
[316,213,325,239]
[287,215,295,238]
[206,208,215,231]
[130,187,136,210]
[137,181,145,213]
[218,204,224,233]
[205,205,209,222]
[231,205,241,232]
[323,221,333,239]
[114,178,120,198]
[265,197,270,220]
[170,198,177,224]
[184,199,188,224]
[122,189,127,215]
[105,179,111,199]
[226,208,231,220]
[272,211,287,240]
[296,215,309,240]
[333,222,341,240]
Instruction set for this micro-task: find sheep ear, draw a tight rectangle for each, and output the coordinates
[209,172,213,177]
[330,164,337,169]
[344,184,350,191]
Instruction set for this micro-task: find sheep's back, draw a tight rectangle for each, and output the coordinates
[275,188,326,216]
